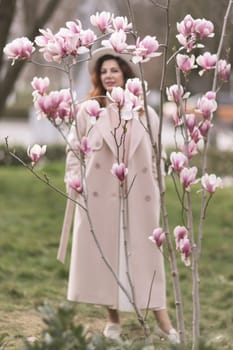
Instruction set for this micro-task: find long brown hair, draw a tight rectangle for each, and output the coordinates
[88,54,135,107]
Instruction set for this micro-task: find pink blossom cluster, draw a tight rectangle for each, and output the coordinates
[170,151,199,191]
[3,37,35,65]
[90,12,132,33]
[176,15,215,52]
[3,12,162,68]
[173,226,191,266]
[167,87,217,166]
[175,15,231,80]
[35,20,96,63]
[106,77,145,120]
[91,11,161,62]
[168,91,223,193]
[31,76,76,123]
[101,30,161,63]
[176,51,230,79]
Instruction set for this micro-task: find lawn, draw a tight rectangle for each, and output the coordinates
[0,161,232,349]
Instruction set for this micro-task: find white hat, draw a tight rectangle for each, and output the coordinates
[87,47,139,76]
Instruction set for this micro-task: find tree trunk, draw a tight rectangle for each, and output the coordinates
[0,0,17,67]
[0,0,62,116]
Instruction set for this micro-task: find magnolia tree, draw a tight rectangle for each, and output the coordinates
[4,1,232,349]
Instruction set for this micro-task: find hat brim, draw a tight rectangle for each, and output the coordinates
[87,47,139,77]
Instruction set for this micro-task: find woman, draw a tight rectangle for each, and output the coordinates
[58,47,179,344]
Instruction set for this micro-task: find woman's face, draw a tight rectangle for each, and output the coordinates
[100,59,125,92]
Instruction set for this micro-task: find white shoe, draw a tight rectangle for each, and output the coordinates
[103,322,121,340]
[157,327,180,344]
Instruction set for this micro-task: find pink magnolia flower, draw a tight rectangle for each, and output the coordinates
[4,37,35,64]
[35,89,73,122]
[169,152,188,173]
[90,11,113,33]
[66,19,82,34]
[80,29,96,47]
[198,119,213,137]
[191,126,202,143]
[177,14,195,37]
[35,28,54,47]
[111,162,128,181]
[149,227,166,248]
[102,29,128,53]
[173,225,188,249]
[35,24,95,63]
[36,92,61,119]
[176,33,197,52]
[68,178,83,193]
[132,35,161,63]
[27,144,47,165]
[31,76,50,96]
[112,16,132,32]
[107,86,125,107]
[180,140,198,159]
[180,166,198,191]
[179,238,191,266]
[205,91,216,100]
[120,91,143,120]
[185,113,196,133]
[194,18,214,39]
[197,93,217,118]
[217,59,231,81]
[196,52,217,76]
[80,136,91,155]
[166,84,190,104]
[85,99,102,123]
[35,28,59,62]
[172,113,183,127]
[176,54,196,73]
[201,173,223,193]
[125,78,144,97]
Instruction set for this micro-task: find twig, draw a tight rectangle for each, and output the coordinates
[144,270,156,321]
[156,0,186,343]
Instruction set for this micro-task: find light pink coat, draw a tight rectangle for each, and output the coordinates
[58,103,166,311]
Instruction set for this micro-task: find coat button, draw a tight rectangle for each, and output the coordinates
[93,191,98,197]
[145,195,151,201]
[142,167,148,173]
[95,162,101,169]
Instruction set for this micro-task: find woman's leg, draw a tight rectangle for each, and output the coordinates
[106,307,120,323]
[153,309,173,333]
[153,309,180,344]
[103,307,121,339]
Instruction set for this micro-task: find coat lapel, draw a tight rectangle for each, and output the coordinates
[95,106,117,157]
[95,105,147,162]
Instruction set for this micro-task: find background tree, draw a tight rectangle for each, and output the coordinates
[0,0,62,116]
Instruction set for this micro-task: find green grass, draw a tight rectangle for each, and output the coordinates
[0,162,232,349]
